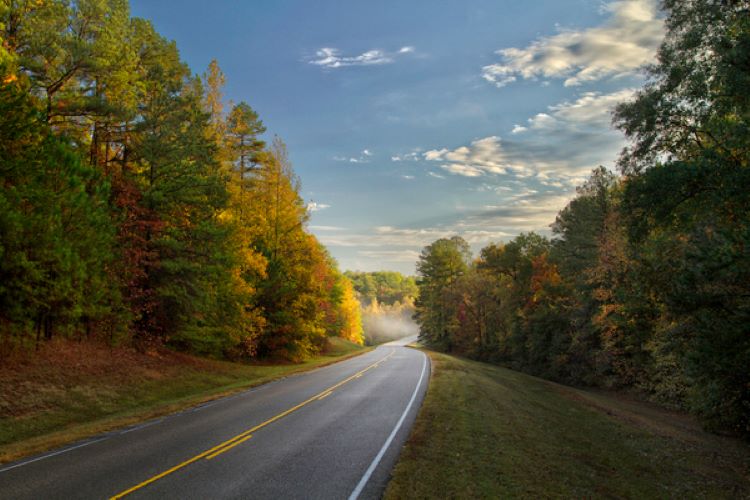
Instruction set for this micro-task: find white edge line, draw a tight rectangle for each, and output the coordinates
[0,348,388,476]
[0,437,109,473]
[348,351,428,500]
[119,418,163,435]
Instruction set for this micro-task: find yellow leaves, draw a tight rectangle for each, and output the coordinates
[338,278,364,345]
[3,73,17,84]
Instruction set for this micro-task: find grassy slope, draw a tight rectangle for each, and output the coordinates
[0,337,369,463]
[387,350,750,499]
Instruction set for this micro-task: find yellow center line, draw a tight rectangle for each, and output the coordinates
[317,391,333,401]
[110,348,395,499]
[205,435,253,460]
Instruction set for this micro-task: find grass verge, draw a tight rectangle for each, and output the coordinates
[386,350,750,498]
[0,337,370,464]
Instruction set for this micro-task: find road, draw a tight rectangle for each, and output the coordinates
[0,338,428,499]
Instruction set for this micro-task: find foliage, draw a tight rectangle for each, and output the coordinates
[345,270,418,306]
[0,0,359,361]
[413,0,750,438]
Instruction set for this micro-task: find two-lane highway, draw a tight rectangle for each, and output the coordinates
[0,338,428,499]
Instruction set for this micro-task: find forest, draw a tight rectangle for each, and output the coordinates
[415,0,750,438]
[0,0,363,361]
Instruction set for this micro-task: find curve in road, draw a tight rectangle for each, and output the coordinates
[0,338,428,500]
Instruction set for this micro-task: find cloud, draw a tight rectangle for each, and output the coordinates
[482,0,663,87]
[391,149,422,162]
[424,89,634,183]
[308,46,416,69]
[319,225,513,251]
[307,202,331,212]
[458,191,576,234]
[309,225,345,231]
[333,149,373,163]
[358,250,421,262]
[402,175,415,180]
[428,172,446,179]
[424,136,522,178]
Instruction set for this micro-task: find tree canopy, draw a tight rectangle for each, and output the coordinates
[0,0,361,360]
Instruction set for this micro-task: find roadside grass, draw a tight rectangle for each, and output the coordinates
[386,350,750,499]
[0,337,369,464]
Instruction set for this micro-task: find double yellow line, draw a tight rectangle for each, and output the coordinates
[110,349,395,499]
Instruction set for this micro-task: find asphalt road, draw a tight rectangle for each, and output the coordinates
[0,338,429,500]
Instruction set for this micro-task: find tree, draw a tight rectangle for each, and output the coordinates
[414,236,471,351]
[614,0,750,436]
[226,102,266,195]
[614,0,750,174]
[0,75,118,347]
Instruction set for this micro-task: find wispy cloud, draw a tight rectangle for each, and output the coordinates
[333,149,373,163]
[308,46,416,69]
[309,225,345,231]
[319,225,513,251]
[482,0,663,87]
[390,149,422,162]
[358,249,421,262]
[307,202,331,212]
[424,88,634,184]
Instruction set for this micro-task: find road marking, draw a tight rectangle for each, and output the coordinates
[110,349,395,499]
[119,419,163,435]
[317,391,333,400]
[205,435,253,460]
[348,351,428,500]
[0,437,109,474]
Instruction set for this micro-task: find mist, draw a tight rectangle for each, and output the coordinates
[362,308,419,346]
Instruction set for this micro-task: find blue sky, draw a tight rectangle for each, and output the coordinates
[130,0,663,275]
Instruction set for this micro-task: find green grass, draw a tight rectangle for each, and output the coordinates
[0,337,370,463]
[386,350,750,499]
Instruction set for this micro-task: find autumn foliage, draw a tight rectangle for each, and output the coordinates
[415,1,750,439]
[0,1,360,361]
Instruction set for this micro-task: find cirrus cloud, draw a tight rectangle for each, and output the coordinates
[308,46,416,69]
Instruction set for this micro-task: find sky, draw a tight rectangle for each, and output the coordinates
[129,0,664,275]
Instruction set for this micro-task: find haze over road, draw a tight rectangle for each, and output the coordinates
[0,339,428,499]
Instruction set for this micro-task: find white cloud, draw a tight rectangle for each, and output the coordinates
[308,46,416,69]
[307,202,331,212]
[424,89,633,182]
[461,191,576,233]
[333,148,374,163]
[358,250,421,262]
[424,136,522,178]
[424,149,447,161]
[511,124,527,134]
[391,149,422,162]
[428,172,446,179]
[321,225,512,251]
[440,163,483,177]
[482,0,663,87]
[402,175,415,180]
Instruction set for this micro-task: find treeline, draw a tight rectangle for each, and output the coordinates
[415,0,750,437]
[346,271,418,345]
[0,0,362,360]
[344,271,418,307]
